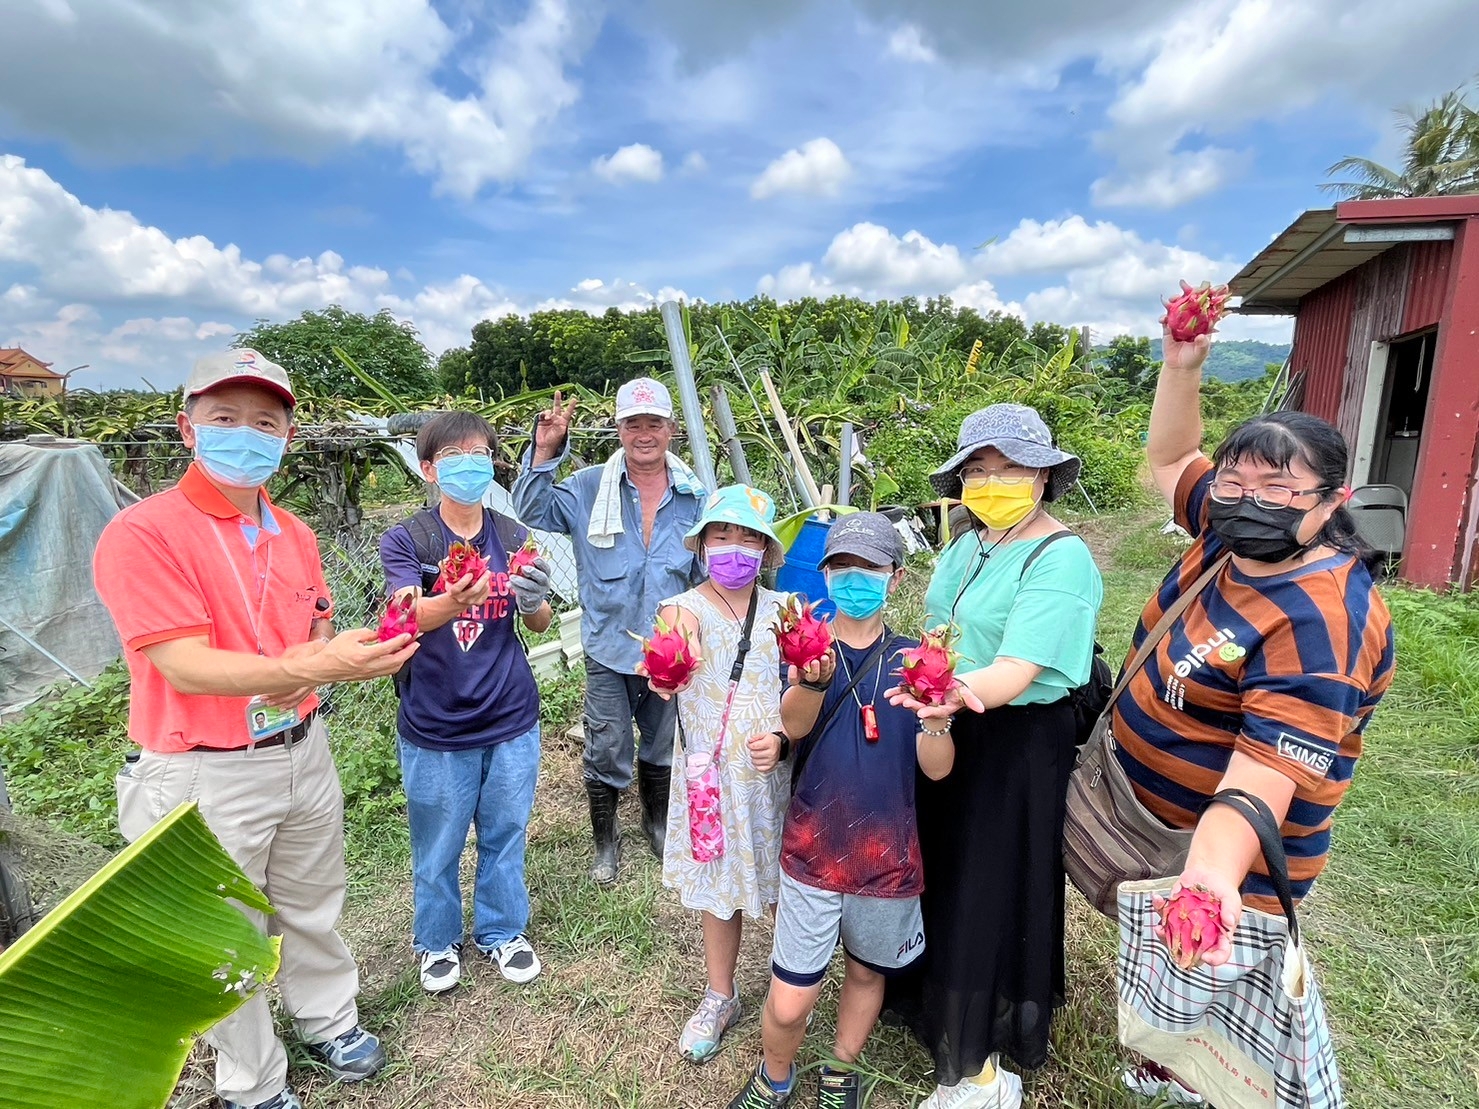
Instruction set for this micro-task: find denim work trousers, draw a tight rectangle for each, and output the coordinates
[581,656,677,790]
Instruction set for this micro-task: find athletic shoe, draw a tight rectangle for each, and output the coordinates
[816,1066,861,1109]
[725,1059,796,1108]
[418,945,461,994]
[679,986,743,1063]
[917,1062,1023,1109]
[486,933,542,984]
[223,1088,303,1109]
[1122,1062,1205,1104]
[304,1025,387,1082]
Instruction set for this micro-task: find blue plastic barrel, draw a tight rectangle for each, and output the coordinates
[775,517,835,618]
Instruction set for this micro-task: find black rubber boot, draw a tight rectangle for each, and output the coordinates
[636,761,671,860]
[585,780,621,885]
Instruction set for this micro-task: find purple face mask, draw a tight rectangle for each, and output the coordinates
[706,543,764,589]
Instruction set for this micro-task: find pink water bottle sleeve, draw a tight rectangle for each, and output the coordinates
[684,751,725,863]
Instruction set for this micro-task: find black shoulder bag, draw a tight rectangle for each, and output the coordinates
[1019,530,1113,742]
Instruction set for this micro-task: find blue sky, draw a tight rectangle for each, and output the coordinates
[2,0,1475,389]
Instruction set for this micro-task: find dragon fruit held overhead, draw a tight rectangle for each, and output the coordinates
[507,537,542,578]
[773,595,834,670]
[631,614,701,692]
[435,541,489,591]
[1163,280,1231,343]
[1154,885,1225,970]
[894,625,962,706]
[377,594,419,642]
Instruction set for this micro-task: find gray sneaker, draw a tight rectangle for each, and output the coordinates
[679,986,742,1063]
[304,1025,386,1082]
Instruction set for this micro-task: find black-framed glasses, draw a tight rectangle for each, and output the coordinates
[1208,479,1331,510]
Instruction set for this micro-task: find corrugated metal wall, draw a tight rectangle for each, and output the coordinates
[1337,247,1413,445]
[1292,270,1357,425]
[1402,238,1455,333]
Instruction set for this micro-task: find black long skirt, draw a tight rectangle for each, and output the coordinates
[884,699,1078,1082]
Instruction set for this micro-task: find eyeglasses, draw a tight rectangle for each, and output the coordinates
[434,446,493,461]
[960,470,1036,488]
[1208,479,1330,510]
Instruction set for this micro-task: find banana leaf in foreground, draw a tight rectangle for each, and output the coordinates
[0,802,279,1109]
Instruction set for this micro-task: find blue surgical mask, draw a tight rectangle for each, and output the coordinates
[825,566,892,619]
[192,423,287,488]
[436,454,495,505]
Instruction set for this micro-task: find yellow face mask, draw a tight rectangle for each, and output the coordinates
[960,477,1040,529]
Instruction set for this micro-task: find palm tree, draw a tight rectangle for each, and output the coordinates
[1322,86,1479,200]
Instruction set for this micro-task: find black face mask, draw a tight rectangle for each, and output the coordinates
[1206,498,1315,563]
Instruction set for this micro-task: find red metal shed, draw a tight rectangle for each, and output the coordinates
[1230,196,1479,590]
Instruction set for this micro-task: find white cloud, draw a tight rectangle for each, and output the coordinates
[751,138,853,200]
[681,151,710,175]
[0,0,594,198]
[981,216,1140,275]
[592,143,665,184]
[822,223,968,292]
[1091,148,1249,209]
[886,24,937,63]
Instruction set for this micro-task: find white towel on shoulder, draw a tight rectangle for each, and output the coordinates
[588,450,708,548]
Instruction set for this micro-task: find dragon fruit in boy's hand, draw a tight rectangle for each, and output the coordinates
[435,541,489,591]
[630,614,701,691]
[773,595,834,670]
[894,625,962,706]
[377,594,418,642]
[507,537,541,577]
[1163,280,1231,343]
[1155,885,1225,969]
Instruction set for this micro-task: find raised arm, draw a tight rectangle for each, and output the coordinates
[512,392,582,535]
[1147,324,1213,505]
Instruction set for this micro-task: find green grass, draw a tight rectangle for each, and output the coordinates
[4,509,1478,1107]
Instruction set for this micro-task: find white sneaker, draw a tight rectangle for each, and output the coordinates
[918,1061,1024,1109]
[1122,1063,1204,1104]
[419,945,461,993]
[487,933,542,984]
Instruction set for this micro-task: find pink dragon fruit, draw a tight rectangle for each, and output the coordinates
[1155,885,1225,969]
[894,625,962,706]
[1163,280,1232,343]
[435,541,489,591]
[507,537,542,578]
[773,596,834,670]
[377,594,419,643]
[630,614,701,691]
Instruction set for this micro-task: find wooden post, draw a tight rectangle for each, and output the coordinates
[758,369,824,508]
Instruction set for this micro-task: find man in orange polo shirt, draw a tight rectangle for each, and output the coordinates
[93,349,418,1109]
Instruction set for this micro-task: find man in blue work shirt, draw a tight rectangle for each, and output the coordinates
[513,378,707,884]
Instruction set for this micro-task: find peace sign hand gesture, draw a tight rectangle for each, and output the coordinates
[533,390,579,464]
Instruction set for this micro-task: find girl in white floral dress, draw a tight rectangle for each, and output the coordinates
[642,485,791,1065]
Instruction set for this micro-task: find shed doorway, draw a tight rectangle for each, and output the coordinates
[1367,330,1436,496]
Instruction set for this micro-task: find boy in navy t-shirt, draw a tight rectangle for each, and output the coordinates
[379,412,554,996]
[725,514,955,1109]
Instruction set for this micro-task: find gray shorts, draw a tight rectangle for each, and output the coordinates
[771,868,925,988]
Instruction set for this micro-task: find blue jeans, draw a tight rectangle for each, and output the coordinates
[397,725,540,953]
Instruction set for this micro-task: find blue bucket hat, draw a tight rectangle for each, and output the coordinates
[684,484,785,568]
[928,403,1082,501]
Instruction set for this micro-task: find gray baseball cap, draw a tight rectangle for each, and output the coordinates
[185,348,296,406]
[929,403,1081,500]
[821,512,906,570]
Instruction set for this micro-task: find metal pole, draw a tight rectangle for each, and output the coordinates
[710,385,752,485]
[0,613,95,689]
[659,301,717,490]
[837,423,854,507]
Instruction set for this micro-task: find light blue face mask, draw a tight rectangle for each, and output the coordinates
[436,454,495,506]
[192,423,287,488]
[825,566,893,619]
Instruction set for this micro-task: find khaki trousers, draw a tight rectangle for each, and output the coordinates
[117,718,361,1106]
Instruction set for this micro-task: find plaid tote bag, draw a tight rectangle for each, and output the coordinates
[1116,789,1344,1109]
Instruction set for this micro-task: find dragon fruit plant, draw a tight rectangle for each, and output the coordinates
[894,625,963,706]
[1163,280,1231,343]
[507,537,542,577]
[434,541,489,592]
[1154,885,1225,969]
[377,594,419,642]
[631,614,701,692]
[773,596,834,670]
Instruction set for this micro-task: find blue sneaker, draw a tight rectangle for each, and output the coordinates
[223,1088,302,1109]
[304,1025,387,1082]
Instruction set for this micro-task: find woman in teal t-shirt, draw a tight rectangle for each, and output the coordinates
[884,403,1103,1109]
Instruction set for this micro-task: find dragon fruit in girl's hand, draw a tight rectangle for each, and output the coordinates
[435,541,489,591]
[377,594,419,642]
[507,537,542,577]
[631,614,701,691]
[1163,280,1231,343]
[1154,885,1225,969]
[773,595,834,670]
[894,625,962,706]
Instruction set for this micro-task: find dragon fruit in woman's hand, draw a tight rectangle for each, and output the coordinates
[773,595,834,670]
[435,541,489,591]
[630,614,701,691]
[894,626,962,706]
[1155,885,1224,969]
[507,537,542,577]
[377,594,418,642]
[1163,280,1231,343]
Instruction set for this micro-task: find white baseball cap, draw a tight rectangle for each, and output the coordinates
[614,377,673,422]
[185,348,296,407]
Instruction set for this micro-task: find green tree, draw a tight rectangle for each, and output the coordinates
[1096,334,1158,404]
[235,307,437,401]
[1323,85,1479,199]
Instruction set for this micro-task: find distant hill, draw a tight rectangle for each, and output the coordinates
[1147,339,1291,382]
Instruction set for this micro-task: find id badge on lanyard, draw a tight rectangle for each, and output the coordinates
[213,520,299,739]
